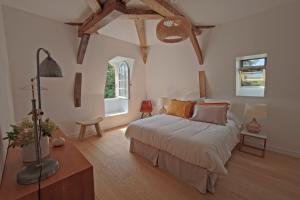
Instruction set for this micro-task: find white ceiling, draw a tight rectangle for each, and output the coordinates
[98,19,161,45]
[0,0,295,45]
[0,0,91,22]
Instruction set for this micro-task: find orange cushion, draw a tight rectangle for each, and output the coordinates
[186,101,197,117]
[166,100,195,118]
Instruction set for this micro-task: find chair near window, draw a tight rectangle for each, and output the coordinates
[140,100,153,119]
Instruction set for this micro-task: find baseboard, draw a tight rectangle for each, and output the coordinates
[103,124,128,132]
[243,140,300,159]
[267,145,300,159]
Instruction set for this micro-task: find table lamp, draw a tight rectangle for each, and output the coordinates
[243,104,267,134]
[17,48,63,185]
[158,97,168,114]
[140,100,153,118]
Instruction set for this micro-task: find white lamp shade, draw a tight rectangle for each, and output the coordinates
[158,97,169,106]
[244,104,267,119]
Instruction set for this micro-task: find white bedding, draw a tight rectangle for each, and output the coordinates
[125,114,239,175]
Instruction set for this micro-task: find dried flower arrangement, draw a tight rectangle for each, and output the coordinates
[3,118,58,148]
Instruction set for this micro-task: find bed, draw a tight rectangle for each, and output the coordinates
[125,114,240,193]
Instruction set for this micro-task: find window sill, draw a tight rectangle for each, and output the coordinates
[105,111,128,117]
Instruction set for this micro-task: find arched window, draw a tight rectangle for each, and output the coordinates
[104,57,133,116]
[104,61,130,99]
[117,61,130,99]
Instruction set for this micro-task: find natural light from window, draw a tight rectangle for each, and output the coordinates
[104,56,134,117]
[236,54,267,97]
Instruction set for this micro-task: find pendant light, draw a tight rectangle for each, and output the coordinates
[156,0,192,43]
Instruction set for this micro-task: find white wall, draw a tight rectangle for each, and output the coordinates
[2,1,300,158]
[2,6,146,136]
[144,33,209,110]
[0,4,15,183]
[204,1,300,157]
[145,1,300,158]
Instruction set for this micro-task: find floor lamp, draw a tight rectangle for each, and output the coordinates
[17,48,63,185]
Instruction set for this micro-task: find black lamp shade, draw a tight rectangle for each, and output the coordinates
[39,56,63,77]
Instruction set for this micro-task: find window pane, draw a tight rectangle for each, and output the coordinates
[104,64,116,98]
[242,58,266,67]
[118,62,129,98]
[240,57,266,86]
[240,69,265,87]
[236,54,267,97]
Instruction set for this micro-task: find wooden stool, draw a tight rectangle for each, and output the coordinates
[76,117,103,140]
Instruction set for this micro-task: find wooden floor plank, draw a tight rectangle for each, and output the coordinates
[72,128,300,200]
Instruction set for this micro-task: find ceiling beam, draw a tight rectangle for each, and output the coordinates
[65,22,83,26]
[65,22,100,35]
[140,0,182,17]
[134,19,147,48]
[199,71,206,98]
[66,10,161,26]
[140,0,205,64]
[117,6,161,20]
[134,19,148,64]
[189,29,204,65]
[117,7,159,15]
[113,3,162,20]
[86,0,102,13]
[193,25,215,35]
[79,0,124,35]
[140,47,148,64]
[77,34,91,64]
[195,25,216,29]
[66,19,206,35]
[119,13,162,20]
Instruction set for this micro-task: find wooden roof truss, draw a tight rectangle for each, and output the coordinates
[66,0,215,65]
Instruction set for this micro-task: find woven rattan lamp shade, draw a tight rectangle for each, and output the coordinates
[156,16,192,43]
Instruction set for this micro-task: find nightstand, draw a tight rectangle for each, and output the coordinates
[239,130,267,158]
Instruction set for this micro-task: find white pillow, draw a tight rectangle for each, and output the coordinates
[204,99,232,110]
[190,105,227,125]
[178,97,205,102]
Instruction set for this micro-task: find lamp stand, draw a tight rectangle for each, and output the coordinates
[17,48,59,185]
[17,159,59,185]
[246,118,262,134]
[159,106,166,114]
[17,97,59,185]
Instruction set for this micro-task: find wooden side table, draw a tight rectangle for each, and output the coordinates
[0,130,95,200]
[239,131,267,158]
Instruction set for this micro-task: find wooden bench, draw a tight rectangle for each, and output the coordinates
[76,117,103,140]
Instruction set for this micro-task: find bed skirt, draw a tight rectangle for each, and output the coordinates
[130,138,218,193]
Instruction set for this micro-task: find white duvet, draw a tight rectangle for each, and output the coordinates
[125,114,239,175]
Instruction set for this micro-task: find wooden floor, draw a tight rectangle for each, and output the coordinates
[72,127,300,200]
